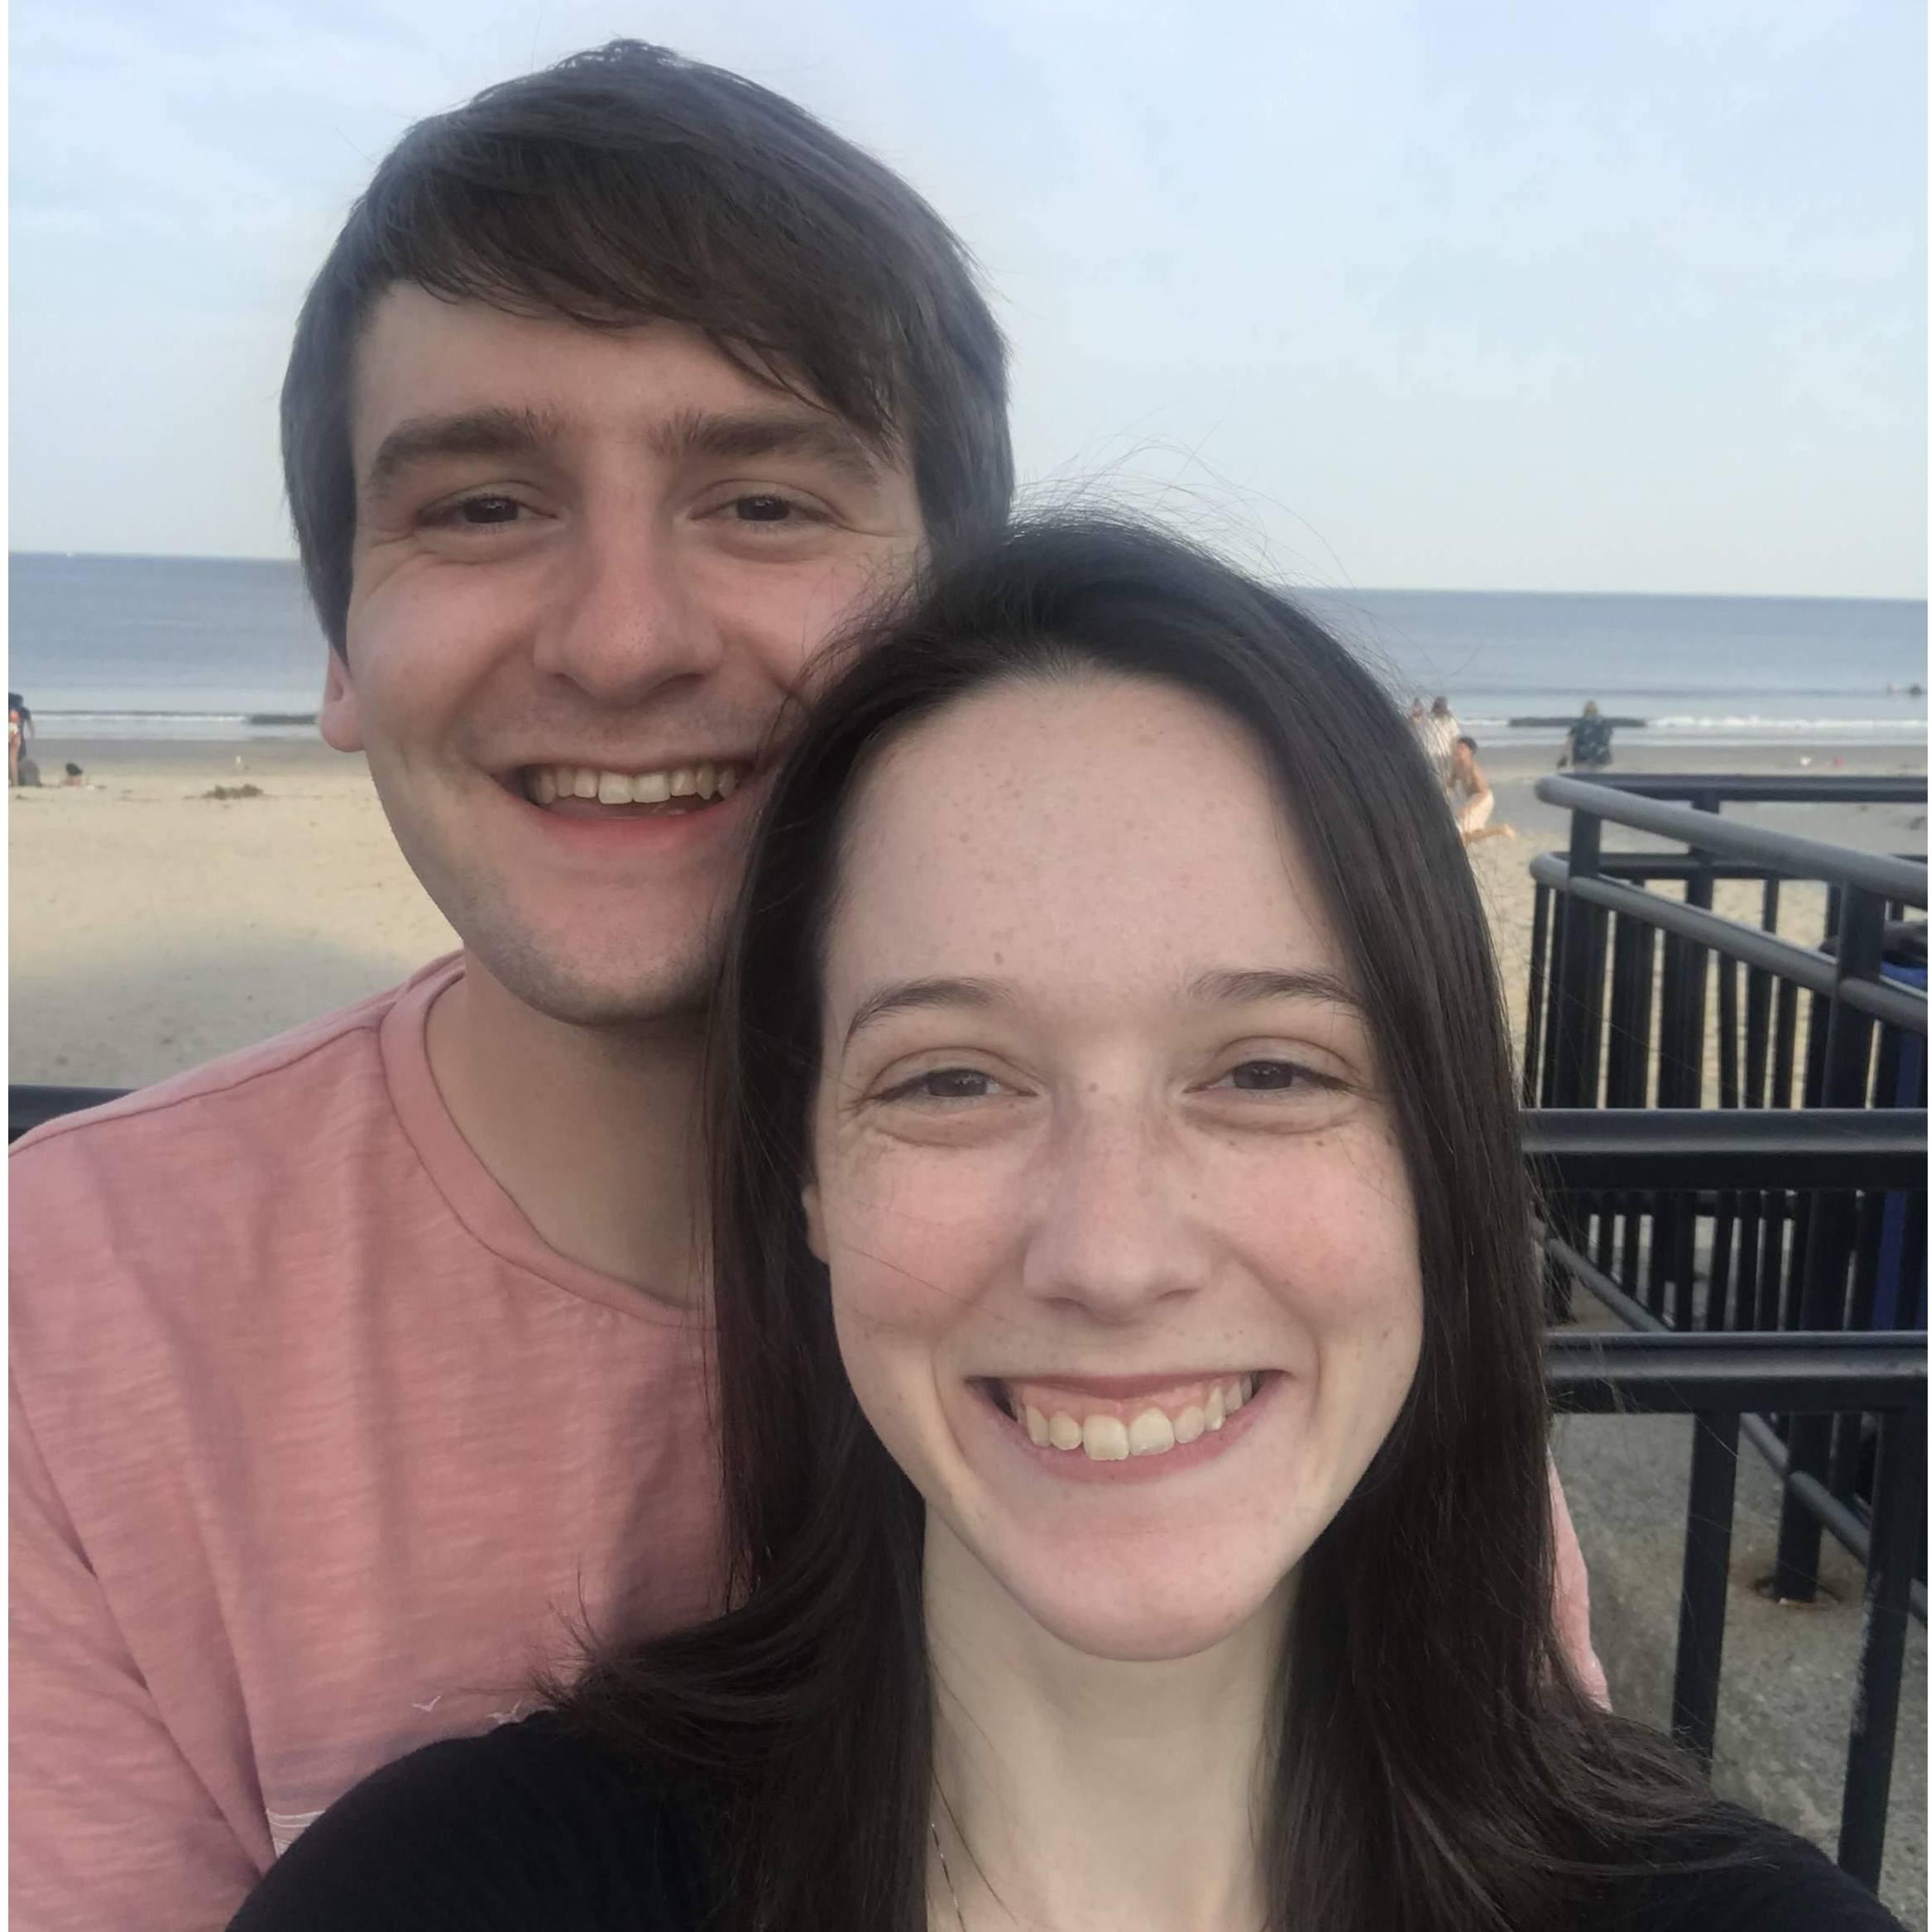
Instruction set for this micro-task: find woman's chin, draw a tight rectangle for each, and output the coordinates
[994,1564,1289,1665]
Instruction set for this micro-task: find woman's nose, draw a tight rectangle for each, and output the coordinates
[1018,1110,1212,1320]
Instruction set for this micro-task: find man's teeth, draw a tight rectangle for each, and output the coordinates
[1017,1374,1261,1461]
[527,762,744,808]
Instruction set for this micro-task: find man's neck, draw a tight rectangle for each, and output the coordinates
[923,1521,1282,1932]
[424,952,708,1306]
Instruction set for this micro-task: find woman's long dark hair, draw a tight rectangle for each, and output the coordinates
[560,515,1713,1929]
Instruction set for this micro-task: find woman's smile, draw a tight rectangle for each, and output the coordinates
[965,1369,1279,1483]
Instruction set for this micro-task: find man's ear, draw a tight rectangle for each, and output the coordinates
[801,1180,828,1264]
[318,645,364,753]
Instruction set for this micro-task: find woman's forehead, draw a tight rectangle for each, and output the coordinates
[825,676,1351,1003]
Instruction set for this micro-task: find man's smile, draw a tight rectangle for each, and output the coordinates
[516,758,751,813]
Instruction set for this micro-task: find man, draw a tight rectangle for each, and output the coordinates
[1560,698,1616,772]
[10,43,1009,1930]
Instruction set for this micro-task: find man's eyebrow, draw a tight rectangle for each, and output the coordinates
[841,976,1003,1051]
[649,405,886,489]
[362,405,562,498]
[1185,967,1365,1014]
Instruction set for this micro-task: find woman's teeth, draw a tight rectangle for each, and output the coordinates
[525,761,744,808]
[1009,1374,1262,1462]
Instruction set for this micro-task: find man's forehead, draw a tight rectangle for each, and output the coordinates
[347,283,889,467]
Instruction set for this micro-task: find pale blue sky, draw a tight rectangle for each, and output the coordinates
[11,0,1926,595]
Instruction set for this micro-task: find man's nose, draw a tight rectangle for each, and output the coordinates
[1019,1108,1212,1321]
[531,515,726,705]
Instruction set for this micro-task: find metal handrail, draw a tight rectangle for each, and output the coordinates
[1527,856,1928,1032]
[1548,1328,1925,1413]
[1536,774,1929,905]
[10,1085,131,1143]
[1577,774,1926,807]
[1526,1108,1926,1192]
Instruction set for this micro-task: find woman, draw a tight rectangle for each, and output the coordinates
[232,518,1895,1930]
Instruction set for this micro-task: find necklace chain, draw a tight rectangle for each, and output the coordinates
[930,1815,968,1930]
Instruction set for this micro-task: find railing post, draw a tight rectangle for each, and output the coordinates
[1523,883,1550,1105]
[1545,811,1604,1322]
[1671,1408,1742,1771]
[1549,810,1603,1108]
[1838,1407,1927,1890]
[1773,887,1887,1600]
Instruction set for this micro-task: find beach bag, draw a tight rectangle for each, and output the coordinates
[17,756,41,788]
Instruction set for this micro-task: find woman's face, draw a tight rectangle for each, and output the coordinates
[807,674,1423,1662]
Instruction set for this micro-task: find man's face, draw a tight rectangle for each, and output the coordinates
[325,285,926,1024]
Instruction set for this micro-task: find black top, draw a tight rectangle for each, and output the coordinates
[231,1712,1903,1930]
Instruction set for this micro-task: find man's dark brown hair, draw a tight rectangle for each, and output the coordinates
[280,41,1013,649]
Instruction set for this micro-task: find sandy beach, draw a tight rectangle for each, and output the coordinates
[8,733,1925,1094]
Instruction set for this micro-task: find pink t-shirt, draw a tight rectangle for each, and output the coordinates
[10,957,724,1931]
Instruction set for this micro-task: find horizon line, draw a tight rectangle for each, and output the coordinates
[7,548,1926,607]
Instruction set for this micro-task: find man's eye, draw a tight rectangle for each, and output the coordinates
[731,494,801,523]
[423,495,525,528]
[458,496,523,525]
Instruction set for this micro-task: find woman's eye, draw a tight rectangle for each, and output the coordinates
[1215,1060,1332,1093]
[882,1067,1004,1103]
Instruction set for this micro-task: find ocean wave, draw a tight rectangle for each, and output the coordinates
[1462,713,1927,736]
[35,710,256,723]
[34,709,319,725]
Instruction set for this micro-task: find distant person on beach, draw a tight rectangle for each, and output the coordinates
[1446,735,1516,844]
[8,42,1598,1932]
[10,691,36,787]
[1560,698,1615,771]
[1412,691,1459,781]
[60,762,85,788]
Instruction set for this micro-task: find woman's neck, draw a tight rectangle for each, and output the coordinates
[922,1517,1286,1932]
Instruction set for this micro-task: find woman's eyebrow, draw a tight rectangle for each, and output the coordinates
[1185,966,1364,1015]
[841,976,1004,1051]
[840,967,1362,1052]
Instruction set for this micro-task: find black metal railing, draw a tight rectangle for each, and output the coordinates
[1531,1107,1928,1606]
[10,1085,129,1143]
[1525,774,1926,1118]
[1550,1329,1924,1890]
[1526,777,1927,1610]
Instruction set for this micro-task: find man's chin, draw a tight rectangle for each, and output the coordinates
[465,928,721,1031]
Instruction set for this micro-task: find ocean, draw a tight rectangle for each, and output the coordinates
[8,553,1928,748]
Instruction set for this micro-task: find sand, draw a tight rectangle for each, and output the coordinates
[10,741,458,1089]
[8,734,1925,1093]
